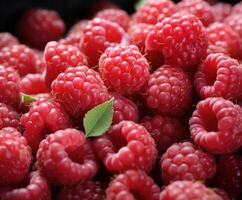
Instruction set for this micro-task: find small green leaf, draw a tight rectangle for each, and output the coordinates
[21,93,36,104]
[135,0,148,10]
[83,98,114,137]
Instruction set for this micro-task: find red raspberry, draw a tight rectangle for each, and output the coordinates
[33,49,45,73]
[189,97,242,154]
[80,18,126,67]
[0,32,19,49]
[0,102,20,130]
[110,92,139,124]
[0,66,20,108]
[67,20,88,36]
[0,171,51,200]
[20,73,49,95]
[145,12,208,71]
[231,2,242,15]
[106,170,160,200]
[207,23,241,58]
[214,189,230,200]
[21,99,71,153]
[177,0,214,26]
[141,115,187,154]
[133,0,176,25]
[95,8,130,31]
[51,66,108,118]
[0,127,31,185]
[143,65,192,116]
[44,41,87,87]
[17,9,65,49]
[212,3,232,22]
[57,181,105,200]
[59,33,82,48]
[160,180,222,200]
[37,129,98,186]
[127,23,154,54]
[194,53,242,100]
[160,141,216,184]
[99,45,150,95]
[92,121,157,173]
[0,45,36,76]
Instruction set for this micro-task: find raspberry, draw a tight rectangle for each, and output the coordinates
[59,33,82,48]
[127,23,153,54]
[143,65,192,116]
[21,99,71,153]
[160,141,216,184]
[0,66,20,108]
[95,8,130,31]
[215,154,242,199]
[212,3,232,22]
[0,32,19,49]
[67,20,89,36]
[141,115,187,154]
[33,49,45,73]
[0,102,20,130]
[189,97,242,154]
[37,129,98,186]
[0,127,31,185]
[160,180,222,200]
[92,121,157,173]
[133,0,176,25]
[0,45,36,76]
[80,18,126,67]
[207,23,241,58]
[194,53,242,100]
[51,66,109,118]
[44,41,87,87]
[0,171,51,200]
[145,12,208,71]
[177,0,214,26]
[214,189,230,200]
[20,73,49,95]
[99,45,150,95]
[110,92,139,124]
[106,170,160,200]
[57,181,105,200]
[17,9,65,49]
[231,2,242,15]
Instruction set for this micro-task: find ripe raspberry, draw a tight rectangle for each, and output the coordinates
[37,129,98,186]
[92,121,157,173]
[127,23,153,54]
[21,99,71,153]
[0,171,51,200]
[207,23,241,58]
[189,97,242,154]
[59,33,82,48]
[133,0,176,25]
[231,2,242,15]
[0,45,36,76]
[110,92,139,124]
[0,32,19,49]
[106,170,160,200]
[145,12,208,71]
[177,0,214,26]
[0,127,31,185]
[33,49,45,73]
[143,65,192,116]
[95,8,130,31]
[52,66,108,118]
[17,9,65,49]
[141,115,187,154]
[80,18,126,67]
[215,154,242,199]
[214,189,230,200]
[160,180,222,200]
[160,141,216,184]
[212,3,232,22]
[20,73,49,95]
[57,181,105,200]
[0,102,20,130]
[194,53,242,100]
[67,20,88,36]
[0,66,20,108]
[99,45,150,95]
[44,41,87,87]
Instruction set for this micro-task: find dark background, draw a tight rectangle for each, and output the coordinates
[0,0,240,33]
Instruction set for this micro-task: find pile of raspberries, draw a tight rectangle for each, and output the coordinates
[1,0,242,199]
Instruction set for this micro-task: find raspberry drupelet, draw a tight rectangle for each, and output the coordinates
[0,32,19,49]
[37,129,98,186]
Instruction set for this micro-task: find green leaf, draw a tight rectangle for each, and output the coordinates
[135,0,148,10]
[83,98,114,137]
[21,93,36,104]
